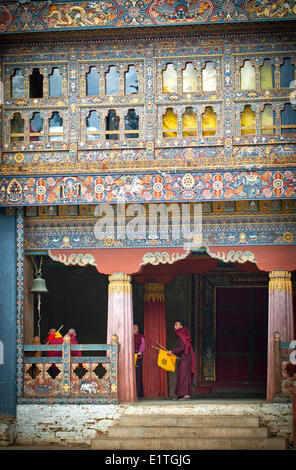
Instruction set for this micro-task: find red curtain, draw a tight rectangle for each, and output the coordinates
[143,284,169,399]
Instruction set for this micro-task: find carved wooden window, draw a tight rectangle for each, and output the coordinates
[240,60,255,90]
[125,66,138,95]
[86,111,100,140]
[202,62,216,92]
[11,69,25,99]
[49,68,63,97]
[241,105,256,135]
[182,107,197,136]
[281,103,296,134]
[125,109,139,138]
[260,59,275,89]
[202,106,217,136]
[280,58,295,88]
[48,112,63,141]
[29,68,43,98]
[162,108,177,137]
[260,105,275,135]
[182,63,197,93]
[105,66,119,95]
[105,109,119,140]
[10,112,24,142]
[30,112,44,142]
[162,64,177,93]
[86,67,100,96]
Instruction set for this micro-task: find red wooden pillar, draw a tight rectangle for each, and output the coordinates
[267,271,294,402]
[107,273,136,403]
[143,283,169,399]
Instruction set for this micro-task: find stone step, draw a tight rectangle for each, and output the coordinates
[91,436,287,451]
[108,425,268,439]
[118,415,260,428]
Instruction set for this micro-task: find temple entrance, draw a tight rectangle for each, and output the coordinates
[25,253,268,400]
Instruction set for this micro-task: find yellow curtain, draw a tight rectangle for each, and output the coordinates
[163,109,177,137]
[202,107,217,136]
[261,105,274,135]
[182,109,197,136]
[241,105,256,135]
[260,60,273,89]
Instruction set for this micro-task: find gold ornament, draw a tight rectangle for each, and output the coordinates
[269,271,292,293]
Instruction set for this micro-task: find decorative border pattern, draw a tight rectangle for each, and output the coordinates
[1,1,296,34]
[16,207,24,399]
[1,169,295,206]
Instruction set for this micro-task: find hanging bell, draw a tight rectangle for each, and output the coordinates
[30,273,49,294]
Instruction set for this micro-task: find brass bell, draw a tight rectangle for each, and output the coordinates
[30,273,49,294]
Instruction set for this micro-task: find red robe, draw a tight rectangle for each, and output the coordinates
[45,334,63,357]
[172,327,195,397]
[68,333,82,357]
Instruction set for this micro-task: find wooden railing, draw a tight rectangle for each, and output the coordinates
[22,334,119,404]
[273,331,296,448]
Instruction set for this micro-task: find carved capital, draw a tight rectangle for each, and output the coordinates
[108,273,132,295]
[144,282,164,303]
[269,271,292,293]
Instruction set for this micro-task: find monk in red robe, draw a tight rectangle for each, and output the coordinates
[167,321,195,400]
[67,328,82,357]
[134,324,145,399]
[44,328,63,357]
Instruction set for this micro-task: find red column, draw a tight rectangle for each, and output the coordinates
[266,271,294,402]
[143,283,169,399]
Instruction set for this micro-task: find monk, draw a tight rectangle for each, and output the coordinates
[167,321,195,400]
[67,328,82,357]
[134,324,145,399]
[44,328,63,357]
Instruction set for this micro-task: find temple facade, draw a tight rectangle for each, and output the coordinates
[0,0,296,448]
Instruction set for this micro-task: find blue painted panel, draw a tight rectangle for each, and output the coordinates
[0,208,17,416]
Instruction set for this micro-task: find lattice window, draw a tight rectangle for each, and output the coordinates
[30,112,44,142]
[106,109,120,140]
[86,66,100,96]
[49,112,63,141]
[10,112,25,142]
[11,69,25,99]
[162,108,177,137]
[105,66,119,96]
[240,60,256,90]
[86,110,100,140]
[162,64,177,93]
[125,109,139,138]
[281,103,296,134]
[29,68,43,98]
[49,68,63,98]
[182,63,197,93]
[202,62,217,92]
[241,105,256,135]
[260,104,275,135]
[280,57,295,88]
[125,65,138,95]
[182,107,197,137]
[202,106,217,136]
[260,59,275,89]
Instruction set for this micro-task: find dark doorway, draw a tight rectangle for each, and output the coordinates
[34,261,108,345]
[215,286,268,395]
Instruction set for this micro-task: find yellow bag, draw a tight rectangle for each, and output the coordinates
[157,349,177,373]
